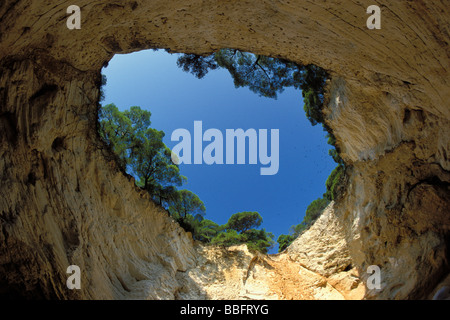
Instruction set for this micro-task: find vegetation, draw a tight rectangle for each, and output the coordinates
[276,234,296,252]
[176,49,346,252]
[177,49,342,166]
[98,104,185,208]
[98,48,345,254]
[177,49,328,124]
[210,212,275,254]
[325,164,345,201]
[98,102,274,253]
[274,168,348,253]
[276,197,332,252]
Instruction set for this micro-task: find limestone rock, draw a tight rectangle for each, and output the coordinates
[0,0,448,299]
[286,202,353,277]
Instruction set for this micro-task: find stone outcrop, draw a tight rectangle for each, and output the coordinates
[180,203,365,300]
[0,1,448,299]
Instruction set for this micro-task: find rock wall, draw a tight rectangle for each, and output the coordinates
[0,0,448,299]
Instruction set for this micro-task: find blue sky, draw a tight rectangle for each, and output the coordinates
[102,49,336,253]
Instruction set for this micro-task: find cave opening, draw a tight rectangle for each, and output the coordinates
[98,48,341,254]
[0,0,447,301]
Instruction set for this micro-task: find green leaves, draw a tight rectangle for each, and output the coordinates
[98,104,184,207]
[225,211,263,233]
[304,198,330,225]
[276,163,346,252]
[169,189,206,219]
[98,103,135,168]
[179,49,303,99]
[176,50,346,253]
[99,49,345,255]
[176,49,343,165]
[275,184,333,253]
[209,211,274,253]
[324,164,344,201]
[210,229,243,247]
[277,234,296,252]
[98,103,272,253]
[243,229,275,254]
[168,189,209,241]
[176,54,219,79]
[176,49,328,108]
[196,219,220,243]
[99,74,107,102]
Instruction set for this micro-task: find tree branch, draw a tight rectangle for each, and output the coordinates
[245,55,261,77]
[256,62,271,81]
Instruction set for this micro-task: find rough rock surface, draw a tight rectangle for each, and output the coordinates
[179,203,365,300]
[0,1,449,299]
[178,242,360,300]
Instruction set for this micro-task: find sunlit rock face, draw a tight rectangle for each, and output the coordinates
[0,1,448,299]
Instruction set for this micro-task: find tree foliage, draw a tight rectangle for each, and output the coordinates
[99,47,347,255]
[98,104,185,207]
[99,74,107,102]
[325,164,345,201]
[176,49,340,165]
[210,212,274,254]
[177,49,347,253]
[210,229,243,247]
[196,219,221,243]
[178,50,347,252]
[243,228,275,253]
[276,195,333,252]
[169,208,274,253]
[304,197,330,225]
[177,49,327,105]
[277,234,296,252]
[98,102,273,253]
[276,183,338,252]
[176,54,219,79]
[169,189,206,220]
[225,211,263,233]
